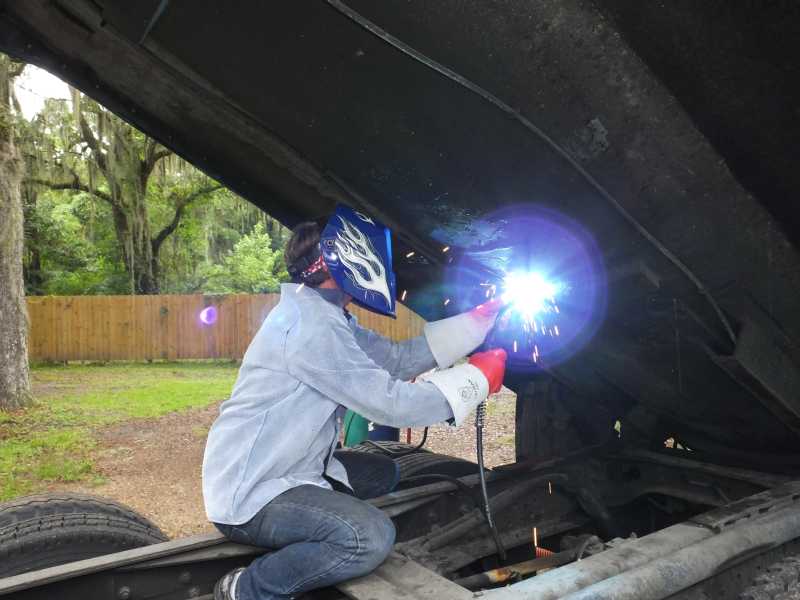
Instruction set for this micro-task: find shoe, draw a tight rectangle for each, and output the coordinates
[214,567,245,600]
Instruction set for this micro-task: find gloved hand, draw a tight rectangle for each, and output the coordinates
[424,297,506,369]
[417,347,508,425]
[469,348,508,394]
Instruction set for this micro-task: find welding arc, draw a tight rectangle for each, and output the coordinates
[325,0,737,346]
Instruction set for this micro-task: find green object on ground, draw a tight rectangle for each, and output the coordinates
[343,410,369,447]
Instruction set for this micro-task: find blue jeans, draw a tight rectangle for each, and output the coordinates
[215,450,399,600]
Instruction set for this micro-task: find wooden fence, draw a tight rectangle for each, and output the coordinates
[26,294,426,362]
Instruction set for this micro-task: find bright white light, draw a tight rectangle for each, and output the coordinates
[14,65,70,120]
[502,271,558,320]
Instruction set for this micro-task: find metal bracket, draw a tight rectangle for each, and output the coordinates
[689,480,800,533]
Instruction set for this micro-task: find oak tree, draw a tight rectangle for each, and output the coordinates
[0,54,31,410]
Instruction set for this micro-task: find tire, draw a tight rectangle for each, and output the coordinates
[740,555,800,600]
[350,440,431,456]
[394,451,480,481]
[0,493,167,578]
[350,441,480,482]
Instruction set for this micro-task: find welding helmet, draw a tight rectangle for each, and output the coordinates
[319,204,396,317]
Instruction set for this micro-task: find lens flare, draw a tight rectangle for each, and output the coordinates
[199,306,218,326]
[437,204,606,368]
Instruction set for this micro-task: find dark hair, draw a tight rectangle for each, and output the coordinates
[285,220,330,286]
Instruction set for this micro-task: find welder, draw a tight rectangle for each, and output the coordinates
[203,204,508,600]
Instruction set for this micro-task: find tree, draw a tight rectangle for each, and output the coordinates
[0,53,31,410]
[13,74,291,296]
[200,223,289,293]
[28,91,221,293]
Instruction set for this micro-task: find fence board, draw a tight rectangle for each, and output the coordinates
[26,294,426,362]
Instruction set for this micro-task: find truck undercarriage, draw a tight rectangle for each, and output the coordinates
[2,1,800,598]
[2,446,800,599]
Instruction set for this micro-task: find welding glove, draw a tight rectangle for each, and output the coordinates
[423,298,506,369]
[418,348,507,425]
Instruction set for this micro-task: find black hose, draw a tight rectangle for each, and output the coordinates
[325,0,737,346]
[476,401,506,560]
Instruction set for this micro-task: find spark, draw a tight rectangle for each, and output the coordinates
[554,325,560,336]
[533,526,539,548]
[532,352,538,363]
[401,290,407,301]
[442,245,450,253]
[513,340,518,353]
[548,481,552,495]
[554,304,560,314]
[406,251,416,258]
[443,298,450,306]
[295,283,305,293]
[486,288,492,298]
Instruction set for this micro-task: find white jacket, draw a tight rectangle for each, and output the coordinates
[202,283,452,525]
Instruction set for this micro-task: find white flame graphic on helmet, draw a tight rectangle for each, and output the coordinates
[334,217,392,308]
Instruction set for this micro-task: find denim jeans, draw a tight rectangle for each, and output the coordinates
[215,450,400,600]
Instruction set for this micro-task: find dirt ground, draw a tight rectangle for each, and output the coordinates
[58,393,517,539]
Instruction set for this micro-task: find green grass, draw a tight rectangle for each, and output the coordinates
[0,361,238,501]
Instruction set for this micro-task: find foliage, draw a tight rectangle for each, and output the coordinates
[15,82,290,295]
[200,222,289,293]
[24,190,128,294]
[0,361,238,500]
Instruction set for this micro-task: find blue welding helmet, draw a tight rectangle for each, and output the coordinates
[320,205,396,317]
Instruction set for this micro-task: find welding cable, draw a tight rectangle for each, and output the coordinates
[325,0,737,346]
[469,311,512,561]
[476,400,507,560]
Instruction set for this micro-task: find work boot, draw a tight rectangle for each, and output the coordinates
[214,567,245,600]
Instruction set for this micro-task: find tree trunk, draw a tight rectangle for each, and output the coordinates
[0,55,31,410]
[33,92,217,295]
[105,124,159,294]
[22,187,44,295]
[109,200,157,294]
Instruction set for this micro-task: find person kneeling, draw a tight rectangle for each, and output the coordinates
[203,205,507,600]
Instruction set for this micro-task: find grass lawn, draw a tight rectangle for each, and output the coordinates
[0,361,238,502]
